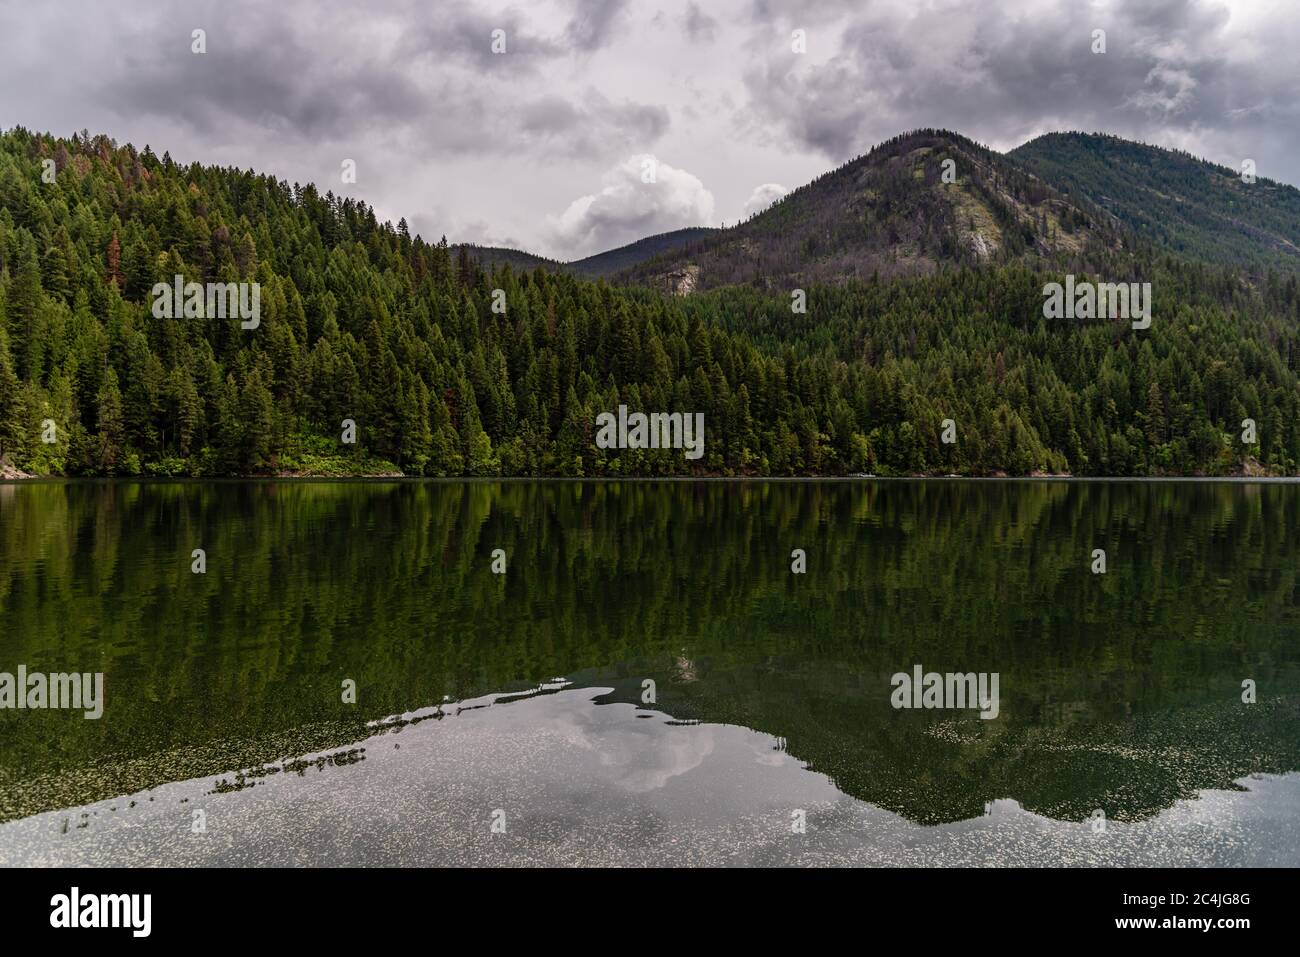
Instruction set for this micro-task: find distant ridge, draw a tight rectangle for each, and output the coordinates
[567,227,720,278]
[452,228,720,280]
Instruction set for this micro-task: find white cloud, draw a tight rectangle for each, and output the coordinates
[1127,65,1198,116]
[549,154,715,257]
[742,182,787,218]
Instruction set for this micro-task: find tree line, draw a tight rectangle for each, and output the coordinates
[1,127,1299,478]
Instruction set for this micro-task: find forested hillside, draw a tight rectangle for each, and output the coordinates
[448,243,564,274]
[1,126,1299,479]
[1011,132,1300,271]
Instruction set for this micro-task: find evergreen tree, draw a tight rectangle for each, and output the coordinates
[95,367,125,473]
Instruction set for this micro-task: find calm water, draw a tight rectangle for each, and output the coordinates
[1,479,1298,866]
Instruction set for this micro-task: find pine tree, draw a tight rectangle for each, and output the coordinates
[96,367,125,473]
[174,366,202,457]
[240,368,276,469]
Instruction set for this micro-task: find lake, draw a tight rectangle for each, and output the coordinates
[1,479,1298,866]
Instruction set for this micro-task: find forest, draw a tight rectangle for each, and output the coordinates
[1,126,1299,478]
[1011,132,1300,272]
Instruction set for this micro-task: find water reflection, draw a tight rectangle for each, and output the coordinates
[2,686,1296,867]
[1,479,1298,859]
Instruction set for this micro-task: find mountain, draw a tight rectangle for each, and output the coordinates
[567,227,720,278]
[1011,132,1300,271]
[454,129,1300,293]
[453,228,720,280]
[623,129,1130,293]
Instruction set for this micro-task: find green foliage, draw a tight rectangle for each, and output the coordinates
[1012,132,1300,271]
[1,127,1298,478]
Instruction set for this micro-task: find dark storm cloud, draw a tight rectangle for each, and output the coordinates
[396,6,566,70]
[106,22,429,139]
[565,0,631,51]
[739,0,1300,184]
[69,0,666,159]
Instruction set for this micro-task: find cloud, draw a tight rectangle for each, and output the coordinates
[1126,64,1198,116]
[401,0,632,65]
[96,7,427,140]
[449,218,532,252]
[738,0,1300,174]
[517,91,670,155]
[396,6,566,70]
[746,0,865,23]
[20,0,663,163]
[682,3,719,43]
[742,183,787,218]
[566,0,631,51]
[549,155,715,257]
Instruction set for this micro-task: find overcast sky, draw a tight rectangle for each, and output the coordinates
[1,0,1295,260]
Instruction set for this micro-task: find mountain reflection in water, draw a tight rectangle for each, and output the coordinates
[2,685,1297,867]
[1,479,1298,865]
